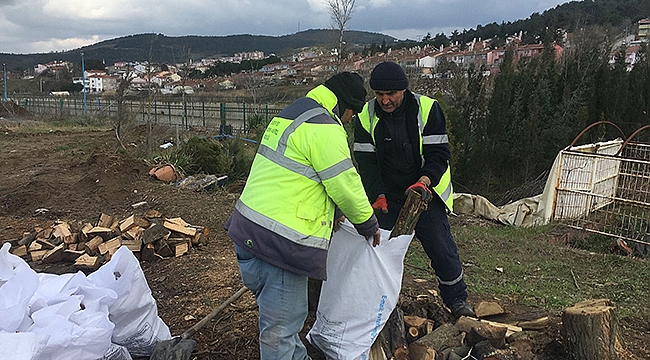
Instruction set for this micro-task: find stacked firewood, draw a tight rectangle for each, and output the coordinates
[8,210,209,270]
[373,298,548,360]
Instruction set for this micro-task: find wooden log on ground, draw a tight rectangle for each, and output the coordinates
[562,299,629,360]
[84,235,104,255]
[404,315,429,343]
[142,224,170,245]
[74,253,101,271]
[390,189,427,238]
[471,340,519,360]
[408,342,437,360]
[97,213,114,228]
[43,244,65,263]
[11,245,27,257]
[414,323,463,354]
[387,307,409,360]
[164,217,197,237]
[18,230,38,246]
[475,301,506,318]
[98,237,122,257]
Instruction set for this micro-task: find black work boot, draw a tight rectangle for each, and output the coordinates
[450,300,475,319]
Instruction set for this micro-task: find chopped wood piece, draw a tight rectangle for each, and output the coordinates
[472,340,519,360]
[414,323,463,354]
[163,218,197,237]
[124,226,144,241]
[87,226,114,240]
[43,244,65,263]
[98,237,121,256]
[28,241,43,252]
[119,215,136,232]
[142,224,170,245]
[121,237,143,252]
[75,253,101,271]
[141,243,162,261]
[52,222,72,239]
[97,213,114,228]
[390,189,427,238]
[134,216,150,228]
[155,239,173,258]
[562,299,629,360]
[98,213,114,228]
[517,316,549,330]
[62,233,78,244]
[475,301,506,318]
[169,240,190,257]
[145,209,163,219]
[84,235,104,256]
[79,223,94,242]
[35,239,56,249]
[478,319,522,337]
[388,307,409,360]
[64,249,85,262]
[18,230,38,246]
[11,245,27,257]
[37,227,52,240]
[30,249,48,262]
[408,342,437,360]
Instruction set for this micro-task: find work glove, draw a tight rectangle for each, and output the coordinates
[372,194,388,214]
[406,181,433,203]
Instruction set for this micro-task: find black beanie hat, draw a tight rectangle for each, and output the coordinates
[369,61,408,90]
[323,72,367,113]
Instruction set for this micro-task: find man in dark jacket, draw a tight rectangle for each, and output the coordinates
[354,62,474,319]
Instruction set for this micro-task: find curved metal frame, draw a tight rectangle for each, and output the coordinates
[567,121,626,149]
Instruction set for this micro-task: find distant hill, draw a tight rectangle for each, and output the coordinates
[0,30,396,71]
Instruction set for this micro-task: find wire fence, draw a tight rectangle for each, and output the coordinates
[16,95,287,135]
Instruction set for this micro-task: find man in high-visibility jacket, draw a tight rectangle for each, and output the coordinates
[225,72,380,360]
[354,62,474,319]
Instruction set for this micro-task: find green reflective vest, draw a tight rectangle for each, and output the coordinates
[357,94,454,211]
[237,85,374,250]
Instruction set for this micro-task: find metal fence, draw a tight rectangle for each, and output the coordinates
[552,123,650,249]
[17,95,286,135]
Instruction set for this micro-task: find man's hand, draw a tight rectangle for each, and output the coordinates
[333,215,345,231]
[372,194,388,214]
[370,229,381,247]
[406,181,433,203]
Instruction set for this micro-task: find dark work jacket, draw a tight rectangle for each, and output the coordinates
[353,90,450,203]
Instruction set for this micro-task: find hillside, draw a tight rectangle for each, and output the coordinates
[0,30,395,71]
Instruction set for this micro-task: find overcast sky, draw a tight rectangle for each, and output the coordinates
[0,0,574,55]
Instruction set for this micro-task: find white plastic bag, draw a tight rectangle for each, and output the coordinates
[87,246,171,357]
[307,221,413,360]
[0,332,48,360]
[0,243,39,333]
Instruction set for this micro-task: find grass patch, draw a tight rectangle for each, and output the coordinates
[0,116,112,134]
[405,221,650,321]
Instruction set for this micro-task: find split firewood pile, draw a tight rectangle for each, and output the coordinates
[6,210,209,270]
[371,298,548,360]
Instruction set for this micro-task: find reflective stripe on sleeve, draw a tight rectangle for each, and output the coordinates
[235,199,329,249]
[353,142,376,152]
[423,134,449,145]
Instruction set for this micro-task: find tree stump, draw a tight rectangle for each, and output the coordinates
[562,299,629,360]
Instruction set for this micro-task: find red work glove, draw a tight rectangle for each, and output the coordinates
[406,181,433,203]
[372,194,388,214]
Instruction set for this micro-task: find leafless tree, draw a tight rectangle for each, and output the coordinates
[326,0,356,72]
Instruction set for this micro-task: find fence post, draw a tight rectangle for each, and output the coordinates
[168,100,172,125]
[220,103,226,135]
[202,101,205,127]
[154,100,158,123]
[266,103,269,122]
[183,98,188,129]
[242,102,246,133]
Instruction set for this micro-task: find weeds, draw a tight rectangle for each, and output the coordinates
[405,221,650,321]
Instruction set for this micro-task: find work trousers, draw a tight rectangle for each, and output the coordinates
[234,243,310,360]
[376,196,468,307]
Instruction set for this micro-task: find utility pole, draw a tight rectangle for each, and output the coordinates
[81,52,87,114]
[2,63,7,102]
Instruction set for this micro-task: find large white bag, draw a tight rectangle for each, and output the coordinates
[307,221,413,360]
[0,243,39,333]
[87,246,171,357]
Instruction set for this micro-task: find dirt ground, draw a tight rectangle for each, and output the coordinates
[0,122,646,360]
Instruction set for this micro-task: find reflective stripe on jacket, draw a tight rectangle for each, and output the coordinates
[232,85,374,278]
[354,93,454,211]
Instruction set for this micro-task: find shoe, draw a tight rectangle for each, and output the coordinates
[450,300,475,319]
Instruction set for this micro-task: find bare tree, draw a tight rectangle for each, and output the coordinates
[326,0,356,72]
